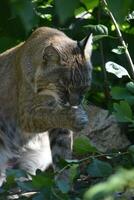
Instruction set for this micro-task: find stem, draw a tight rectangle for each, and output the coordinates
[101,0,134,80]
[55,164,70,175]
[98,1,111,101]
[78,151,128,163]
[56,151,129,174]
[99,41,111,99]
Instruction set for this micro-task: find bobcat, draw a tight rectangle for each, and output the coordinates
[0,27,92,185]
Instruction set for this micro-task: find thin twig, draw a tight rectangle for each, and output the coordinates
[55,164,70,175]
[56,151,129,175]
[101,0,134,79]
[78,151,128,163]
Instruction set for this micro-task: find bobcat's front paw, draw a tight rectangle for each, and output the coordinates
[71,106,89,131]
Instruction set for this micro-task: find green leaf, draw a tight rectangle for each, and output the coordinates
[0,37,19,53]
[56,179,70,193]
[6,168,27,178]
[10,0,38,35]
[84,24,108,35]
[105,61,130,78]
[81,0,99,10]
[32,188,51,200]
[128,145,134,154]
[54,0,79,24]
[112,46,126,55]
[128,145,134,163]
[126,82,134,94]
[111,86,134,104]
[84,168,134,200]
[32,192,45,200]
[69,164,79,182]
[107,0,134,24]
[4,175,16,190]
[31,172,54,189]
[73,136,97,155]
[17,181,33,191]
[113,101,133,122]
[111,87,130,99]
[126,27,134,35]
[127,10,134,21]
[87,159,113,178]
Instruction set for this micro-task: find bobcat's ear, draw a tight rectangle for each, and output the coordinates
[43,45,60,63]
[78,33,93,61]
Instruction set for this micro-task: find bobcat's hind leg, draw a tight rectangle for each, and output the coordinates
[49,128,73,182]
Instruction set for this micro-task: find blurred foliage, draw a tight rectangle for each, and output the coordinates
[84,168,134,200]
[0,0,134,199]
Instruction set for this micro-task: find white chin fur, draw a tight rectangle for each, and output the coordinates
[64,102,78,109]
[72,106,78,109]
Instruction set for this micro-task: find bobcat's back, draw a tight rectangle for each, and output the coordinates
[0,45,22,120]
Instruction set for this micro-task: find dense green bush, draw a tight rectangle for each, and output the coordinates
[0,0,134,199]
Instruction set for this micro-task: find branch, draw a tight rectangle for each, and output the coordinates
[101,0,134,80]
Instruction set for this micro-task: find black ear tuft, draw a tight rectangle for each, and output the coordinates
[43,45,60,63]
[78,34,93,60]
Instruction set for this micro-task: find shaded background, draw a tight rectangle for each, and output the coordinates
[0,1,134,199]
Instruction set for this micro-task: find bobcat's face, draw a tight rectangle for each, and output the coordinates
[18,27,92,131]
[24,33,92,108]
[56,53,91,106]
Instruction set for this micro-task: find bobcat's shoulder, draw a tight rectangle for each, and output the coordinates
[0,26,92,131]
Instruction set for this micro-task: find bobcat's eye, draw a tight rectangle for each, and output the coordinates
[57,84,70,104]
[60,90,69,104]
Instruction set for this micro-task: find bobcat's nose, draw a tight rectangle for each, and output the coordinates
[69,93,81,106]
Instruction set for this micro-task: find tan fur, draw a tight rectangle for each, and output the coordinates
[0,27,92,185]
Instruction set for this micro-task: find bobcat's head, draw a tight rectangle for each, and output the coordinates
[19,27,93,107]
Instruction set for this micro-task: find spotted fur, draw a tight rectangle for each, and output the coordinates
[0,27,92,185]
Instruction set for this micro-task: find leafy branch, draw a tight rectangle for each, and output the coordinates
[101,0,134,80]
[56,151,129,175]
